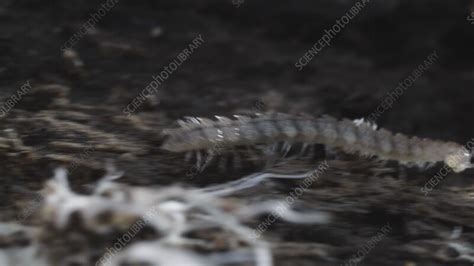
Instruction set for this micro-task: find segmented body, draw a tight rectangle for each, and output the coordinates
[161,113,472,172]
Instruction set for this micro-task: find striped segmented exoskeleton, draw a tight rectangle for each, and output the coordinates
[161,113,473,173]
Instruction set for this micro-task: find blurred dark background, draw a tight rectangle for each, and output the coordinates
[0,0,473,143]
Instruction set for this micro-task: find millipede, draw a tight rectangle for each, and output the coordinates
[161,113,473,173]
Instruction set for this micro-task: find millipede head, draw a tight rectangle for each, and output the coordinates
[444,148,473,173]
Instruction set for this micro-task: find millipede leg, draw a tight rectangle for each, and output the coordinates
[299,143,309,156]
[195,151,203,170]
[200,150,215,171]
[282,142,292,157]
[218,155,229,171]
[232,151,242,169]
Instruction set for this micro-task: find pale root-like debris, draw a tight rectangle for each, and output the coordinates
[40,168,330,266]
